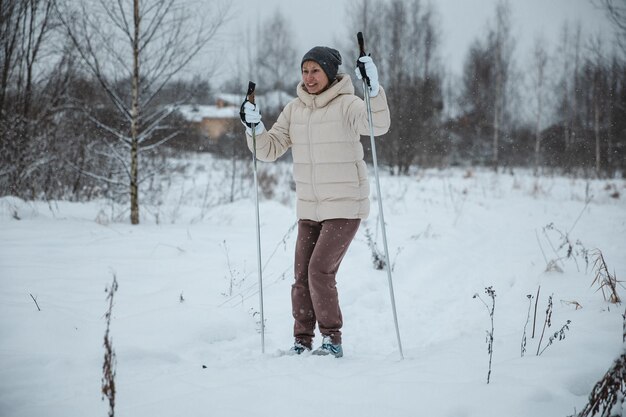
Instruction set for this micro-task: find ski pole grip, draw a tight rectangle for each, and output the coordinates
[246,81,256,105]
[356,32,370,86]
[357,32,366,57]
[240,81,257,128]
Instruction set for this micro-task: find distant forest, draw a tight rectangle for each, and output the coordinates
[1,0,625,207]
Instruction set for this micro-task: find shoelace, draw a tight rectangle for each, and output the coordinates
[292,342,308,354]
[320,338,339,353]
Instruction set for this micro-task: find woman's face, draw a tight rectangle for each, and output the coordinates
[302,61,330,95]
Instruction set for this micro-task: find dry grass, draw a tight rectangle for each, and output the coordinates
[576,352,626,417]
[591,249,622,304]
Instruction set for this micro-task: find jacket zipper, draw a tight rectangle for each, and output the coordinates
[307,100,320,220]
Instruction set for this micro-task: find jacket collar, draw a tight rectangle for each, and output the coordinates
[296,74,354,109]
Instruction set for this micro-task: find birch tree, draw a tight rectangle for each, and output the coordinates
[489,0,515,172]
[558,22,582,170]
[531,36,549,175]
[586,37,611,177]
[56,0,230,224]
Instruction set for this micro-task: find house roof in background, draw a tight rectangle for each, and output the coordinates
[177,104,238,122]
[216,91,294,111]
[177,90,295,122]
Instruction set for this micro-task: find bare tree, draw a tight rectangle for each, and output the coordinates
[459,39,494,163]
[593,0,626,56]
[55,0,230,224]
[346,0,444,173]
[490,0,515,172]
[553,21,583,171]
[607,55,624,176]
[255,10,298,92]
[570,24,583,168]
[555,22,573,160]
[383,0,409,173]
[592,1,626,177]
[344,0,383,71]
[457,1,516,169]
[586,36,612,177]
[531,36,549,175]
[0,0,68,197]
[0,0,23,117]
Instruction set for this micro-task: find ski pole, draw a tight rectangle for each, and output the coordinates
[245,81,265,353]
[357,32,404,360]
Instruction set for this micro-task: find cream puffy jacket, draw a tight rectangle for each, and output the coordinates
[246,74,391,221]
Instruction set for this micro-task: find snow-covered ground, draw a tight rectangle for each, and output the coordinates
[1,156,625,417]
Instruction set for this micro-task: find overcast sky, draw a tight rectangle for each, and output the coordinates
[194,0,613,86]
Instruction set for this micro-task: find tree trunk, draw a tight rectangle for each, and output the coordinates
[568,25,582,171]
[534,112,542,176]
[594,93,601,178]
[533,40,547,176]
[493,68,501,173]
[130,0,140,225]
[492,3,509,174]
[606,94,613,177]
[230,134,237,203]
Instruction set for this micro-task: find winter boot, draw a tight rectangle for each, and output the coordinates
[286,341,311,356]
[312,336,343,358]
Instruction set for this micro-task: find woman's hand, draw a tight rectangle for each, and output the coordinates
[355,56,380,97]
[239,100,265,134]
[240,101,262,127]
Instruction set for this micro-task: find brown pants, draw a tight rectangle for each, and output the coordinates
[292,218,361,347]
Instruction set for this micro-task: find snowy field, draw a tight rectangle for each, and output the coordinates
[1,155,625,417]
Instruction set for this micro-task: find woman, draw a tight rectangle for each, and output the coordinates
[241,46,390,357]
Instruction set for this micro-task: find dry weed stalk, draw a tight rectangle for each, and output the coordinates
[29,293,41,311]
[575,298,626,416]
[474,286,496,384]
[536,295,553,355]
[539,320,571,356]
[521,294,533,357]
[591,249,622,304]
[532,286,541,338]
[364,227,385,271]
[102,275,118,417]
[523,291,573,358]
[538,223,589,273]
[221,240,243,297]
[576,352,626,417]
[534,294,572,356]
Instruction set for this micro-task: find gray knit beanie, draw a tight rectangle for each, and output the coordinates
[301,46,342,82]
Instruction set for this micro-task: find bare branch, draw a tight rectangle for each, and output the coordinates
[136,106,177,143]
[64,157,128,186]
[29,293,41,311]
[54,2,132,120]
